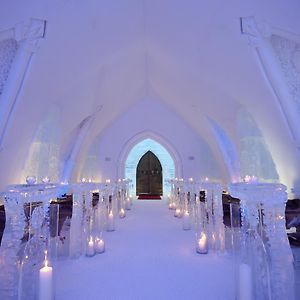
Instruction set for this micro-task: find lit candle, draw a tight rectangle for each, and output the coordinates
[105,179,111,184]
[174,208,182,218]
[95,238,105,254]
[196,233,208,254]
[119,208,126,218]
[182,210,191,230]
[107,211,115,231]
[238,263,253,300]
[39,253,53,300]
[205,177,209,182]
[81,177,86,183]
[86,236,95,257]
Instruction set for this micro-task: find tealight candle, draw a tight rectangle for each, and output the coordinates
[107,211,115,231]
[39,255,53,300]
[95,238,105,254]
[119,208,126,218]
[174,208,182,218]
[86,237,95,257]
[182,210,191,230]
[196,233,208,254]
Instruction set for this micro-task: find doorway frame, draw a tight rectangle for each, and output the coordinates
[117,130,182,183]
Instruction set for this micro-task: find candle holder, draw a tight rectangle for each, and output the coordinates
[125,197,131,210]
[182,210,191,230]
[106,210,115,232]
[174,208,182,218]
[94,237,105,254]
[119,208,126,219]
[85,236,95,257]
[196,231,208,254]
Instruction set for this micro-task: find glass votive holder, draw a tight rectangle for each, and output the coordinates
[119,208,126,218]
[182,210,191,230]
[196,232,208,254]
[95,237,105,254]
[174,208,182,218]
[107,211,115,232]
[86,236,95,257]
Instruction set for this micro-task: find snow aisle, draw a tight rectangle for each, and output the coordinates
[55,200,235,300]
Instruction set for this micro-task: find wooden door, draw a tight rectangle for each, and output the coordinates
[136,151,163,196]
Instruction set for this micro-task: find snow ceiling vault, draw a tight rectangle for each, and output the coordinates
[0,0,300,196]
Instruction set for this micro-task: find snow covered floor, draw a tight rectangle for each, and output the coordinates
[55,199,235,300]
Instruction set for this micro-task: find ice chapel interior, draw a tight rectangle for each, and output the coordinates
[1,1,300,299]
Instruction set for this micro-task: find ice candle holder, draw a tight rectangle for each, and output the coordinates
[182,210,191,230]
[107,210,115,231]
[196,232,208,254]
[86,236,95,257]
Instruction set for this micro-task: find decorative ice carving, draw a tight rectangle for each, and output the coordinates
[0,39,18,95]
[229,183,294,300]
[270,35,300,117]
[0,183,58,300]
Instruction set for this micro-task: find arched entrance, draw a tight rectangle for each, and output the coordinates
[136,151,163,196]
[120,135,180,197]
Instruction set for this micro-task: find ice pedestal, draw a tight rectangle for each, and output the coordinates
[0,183,59,300]
[229,183,294,300]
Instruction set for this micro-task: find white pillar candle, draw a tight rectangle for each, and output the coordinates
[182,211,191,230]
[174,208,182,218]
[107,211,115,231]
[39,259,53,300]
[119,208,126,218]
[86,237,95,257]
[238,263,253,300]
[95,238,105,253]
[196,233,208,254]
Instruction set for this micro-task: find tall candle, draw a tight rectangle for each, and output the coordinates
[107,211,115,231]
[196,233,208,254]
[39,259,53,300]
[95,238,105,253]
[238,263,253,300]
[182,211,191,230]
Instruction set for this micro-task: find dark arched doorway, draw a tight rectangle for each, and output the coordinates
[136,151,163,197]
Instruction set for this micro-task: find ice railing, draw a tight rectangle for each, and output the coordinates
[0,178,133,300]
[166,178,295,300]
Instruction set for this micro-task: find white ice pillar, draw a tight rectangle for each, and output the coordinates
[229,182,294,300]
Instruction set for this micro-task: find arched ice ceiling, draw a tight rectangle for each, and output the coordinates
[0,0,300,194]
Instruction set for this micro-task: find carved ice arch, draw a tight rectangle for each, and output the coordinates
[0,18,46,149]
[240,17,300,146]
[208,118,240,183]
